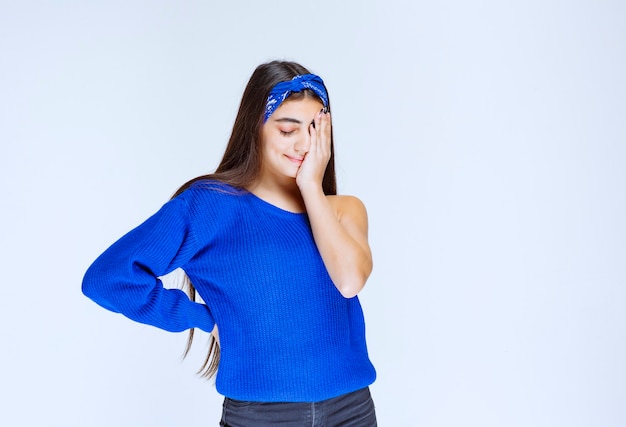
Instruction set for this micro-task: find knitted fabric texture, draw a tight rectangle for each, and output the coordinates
[82,181,376,402]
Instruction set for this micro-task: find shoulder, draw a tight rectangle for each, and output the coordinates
[184,179,242,195]
[169,180,246,239]
[177,180,244,205]
[327,195,368,224]
[173,180,246,224]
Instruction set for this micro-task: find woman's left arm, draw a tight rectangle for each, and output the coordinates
[297,111,373,298]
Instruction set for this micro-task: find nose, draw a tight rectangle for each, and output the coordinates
[293,133,310,155]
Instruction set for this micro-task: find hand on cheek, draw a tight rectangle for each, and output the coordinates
[297,110,331,190]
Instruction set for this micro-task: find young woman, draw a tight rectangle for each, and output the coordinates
[82,60,377,426]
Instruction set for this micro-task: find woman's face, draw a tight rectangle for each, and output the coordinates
[258,96,324,183]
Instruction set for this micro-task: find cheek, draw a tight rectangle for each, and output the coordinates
[262,138,284,157]
[270,135,292,151]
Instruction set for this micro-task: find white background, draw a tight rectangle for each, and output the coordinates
[1,1,625,426]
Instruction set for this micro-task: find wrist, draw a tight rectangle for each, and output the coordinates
[297,181,325,198]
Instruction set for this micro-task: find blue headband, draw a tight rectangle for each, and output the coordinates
[264,74,329,122]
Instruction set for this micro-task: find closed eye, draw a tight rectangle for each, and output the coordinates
[280,130,295,136]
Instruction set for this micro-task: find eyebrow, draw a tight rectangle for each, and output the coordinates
[273,117,303,124]
[273,117,316,128]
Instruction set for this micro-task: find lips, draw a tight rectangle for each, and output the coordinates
[285,155,304,164]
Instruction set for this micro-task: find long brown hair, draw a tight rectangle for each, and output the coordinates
[174,60,337,378]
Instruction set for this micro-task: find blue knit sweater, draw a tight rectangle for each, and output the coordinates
[82,181,376,402]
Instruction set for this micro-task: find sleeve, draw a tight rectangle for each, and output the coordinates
[81,194,215,333]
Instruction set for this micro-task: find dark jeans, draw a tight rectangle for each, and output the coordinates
[219,387,377,427]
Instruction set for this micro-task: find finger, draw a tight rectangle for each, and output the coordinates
[318,111,331,154]
[308,119,317,152]
[316,110,327,146]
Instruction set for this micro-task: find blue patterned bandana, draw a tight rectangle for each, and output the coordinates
[264,74,329,122]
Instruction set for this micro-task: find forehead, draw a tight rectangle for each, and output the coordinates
[272,97,324,120]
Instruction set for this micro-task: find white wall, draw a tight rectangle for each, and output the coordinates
[1,1,624,425]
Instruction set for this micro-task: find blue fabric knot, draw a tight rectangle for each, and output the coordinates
[264,74,329,122]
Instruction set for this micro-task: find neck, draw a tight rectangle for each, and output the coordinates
[247,179,305,213]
